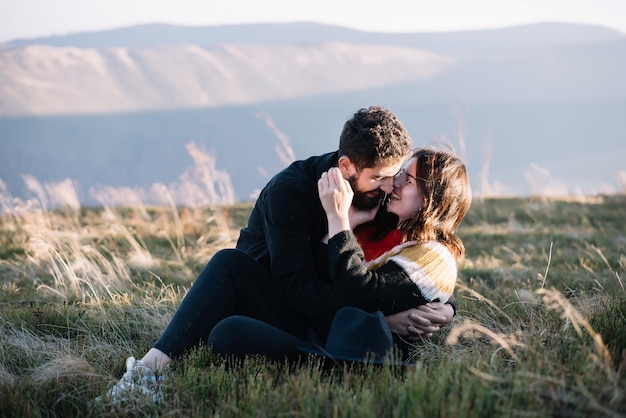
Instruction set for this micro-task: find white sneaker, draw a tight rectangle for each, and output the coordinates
[98,356,165,404]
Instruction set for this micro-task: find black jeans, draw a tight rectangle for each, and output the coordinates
[153,249,310,359]
[208,316,309,361]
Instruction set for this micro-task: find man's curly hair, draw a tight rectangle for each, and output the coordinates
[338,106,412,170]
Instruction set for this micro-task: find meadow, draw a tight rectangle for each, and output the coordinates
[0,192,624,417]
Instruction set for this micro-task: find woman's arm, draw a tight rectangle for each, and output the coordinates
[326,231,433,312]
[318,167,378,238]
[318,167,456,314]
[318,167,352,238]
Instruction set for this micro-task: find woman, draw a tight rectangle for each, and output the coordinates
[321,148,471,337]
[319,149,471,304]
[101,148,471,403]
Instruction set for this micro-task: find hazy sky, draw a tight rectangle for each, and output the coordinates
[1,0,625,42]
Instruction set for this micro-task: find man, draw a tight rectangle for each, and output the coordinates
[236,106,453,341]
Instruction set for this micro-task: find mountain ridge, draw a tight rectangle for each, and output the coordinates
[1,22,625,204]
[2,22,625,116]
[0,42,455,116]
[3,21,622,50]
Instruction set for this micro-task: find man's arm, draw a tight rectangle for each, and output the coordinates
[260,181,341,318]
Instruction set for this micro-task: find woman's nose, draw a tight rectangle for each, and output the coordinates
[393,174,404,188]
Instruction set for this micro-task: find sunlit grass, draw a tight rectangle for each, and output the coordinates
[0,191,624,417]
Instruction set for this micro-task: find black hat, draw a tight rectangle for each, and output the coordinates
[298,307,409,366]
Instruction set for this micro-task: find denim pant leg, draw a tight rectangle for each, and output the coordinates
[153,248,290,358]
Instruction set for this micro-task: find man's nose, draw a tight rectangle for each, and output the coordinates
[380,177,394,194]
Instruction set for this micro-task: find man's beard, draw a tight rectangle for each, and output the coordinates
[348,175,386,210]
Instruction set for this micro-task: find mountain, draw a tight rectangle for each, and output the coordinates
[3,21,622,50]
[1,22,625,206]
[0,42,454,115]
[2,22,624,116]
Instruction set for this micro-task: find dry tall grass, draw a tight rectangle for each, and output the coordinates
[0,151,625,416]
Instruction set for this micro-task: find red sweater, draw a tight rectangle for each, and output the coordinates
[355,226,404,262]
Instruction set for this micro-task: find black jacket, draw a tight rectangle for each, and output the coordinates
[237,152,341,325]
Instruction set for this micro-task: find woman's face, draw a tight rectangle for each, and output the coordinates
[386,157,424,223]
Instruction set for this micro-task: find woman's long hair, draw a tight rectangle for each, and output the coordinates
[398,149,472,259]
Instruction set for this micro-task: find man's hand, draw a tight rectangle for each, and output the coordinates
[385,302,454,340]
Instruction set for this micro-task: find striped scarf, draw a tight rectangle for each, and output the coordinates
[365,240,457,303]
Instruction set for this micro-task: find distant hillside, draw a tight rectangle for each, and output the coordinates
[1,22,624,116]
[1,22,625,204]
[0,43,453,116]
[3,21,622,50]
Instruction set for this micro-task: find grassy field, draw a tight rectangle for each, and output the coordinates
[0,195,624,417]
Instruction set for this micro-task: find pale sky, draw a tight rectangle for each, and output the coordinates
[1,0,625,42]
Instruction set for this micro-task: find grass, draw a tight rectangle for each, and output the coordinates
[0,195,625,417]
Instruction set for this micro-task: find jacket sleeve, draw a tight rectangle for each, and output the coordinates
[326,231,431,314]
[446,294,458,315]
[262,181,341,318]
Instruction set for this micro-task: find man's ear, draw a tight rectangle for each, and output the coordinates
[338,156,356,178]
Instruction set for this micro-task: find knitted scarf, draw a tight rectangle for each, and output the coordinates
[365,240,457,303]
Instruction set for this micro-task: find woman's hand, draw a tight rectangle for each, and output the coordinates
[348,205,379,230]
[385,303,454,340]
[318,167,353,237]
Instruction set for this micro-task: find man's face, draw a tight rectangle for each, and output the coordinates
[347,162,403,210]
